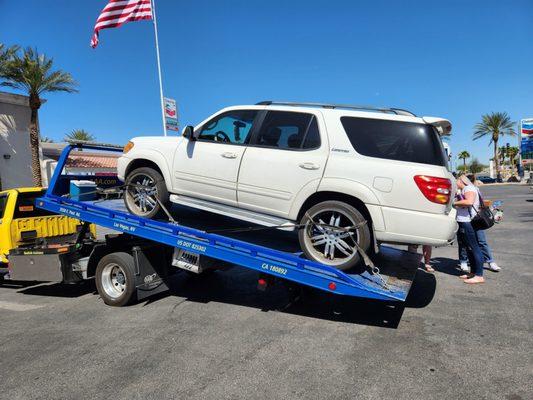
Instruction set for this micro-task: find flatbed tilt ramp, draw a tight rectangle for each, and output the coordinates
[36,144,420,303]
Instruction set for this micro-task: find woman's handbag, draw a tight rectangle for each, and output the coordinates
[470,192,495,231]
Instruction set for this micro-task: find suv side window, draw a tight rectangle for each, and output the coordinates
[198,110,258,145]
[252,111,321,150]
[340,117,447,166]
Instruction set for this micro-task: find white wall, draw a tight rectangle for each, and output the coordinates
[0,92,34,190]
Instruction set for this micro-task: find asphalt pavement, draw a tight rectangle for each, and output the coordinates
[0,184,531,400]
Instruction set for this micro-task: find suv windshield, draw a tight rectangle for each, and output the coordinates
[341,117,448,167]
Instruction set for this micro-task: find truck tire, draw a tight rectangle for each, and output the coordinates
[124,167,169,219]
[298,200,371,271]
[95,252,137,307]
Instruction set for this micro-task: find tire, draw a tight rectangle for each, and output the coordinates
[298,200,371,271]
[95,252,137,307]
[124,167,169,219]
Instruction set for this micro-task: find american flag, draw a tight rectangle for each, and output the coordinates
[91,0,153,48]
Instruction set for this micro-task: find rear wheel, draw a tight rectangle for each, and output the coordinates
[124,167,169,219]
[95,252,137,307]
[298,201,371,271]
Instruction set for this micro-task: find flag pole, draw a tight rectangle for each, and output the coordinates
[151,0,167,136]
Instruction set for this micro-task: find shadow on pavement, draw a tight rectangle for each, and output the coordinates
[15,280,96,298]
[430,257,463,276]
[144,265,437,329]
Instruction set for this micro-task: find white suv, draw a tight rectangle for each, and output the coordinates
[117,101,457,270]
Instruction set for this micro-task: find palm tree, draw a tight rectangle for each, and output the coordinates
[473,112,516,181]
[0,44,19,73]
[498,146,507,165]
[40,136,54,143]
[0,47,78,186]
[458,150,470,172]
[65,129,95,142]
[507,146,519,175]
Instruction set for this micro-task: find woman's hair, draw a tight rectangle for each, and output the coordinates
[458,173,474,186]
[467,174,476,182]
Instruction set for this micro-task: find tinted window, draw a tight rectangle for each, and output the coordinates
[198,110,258,144]
[253,111,321,150]
[13,190,55,219]
[0,194,7,219]
[341,117,447,166]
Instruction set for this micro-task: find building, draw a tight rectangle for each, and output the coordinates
[41,142,120,186]
[0,91,38,190]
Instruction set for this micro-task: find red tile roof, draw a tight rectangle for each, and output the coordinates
[66,154,118,169]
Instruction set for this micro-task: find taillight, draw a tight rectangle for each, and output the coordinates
[413,175,451,205]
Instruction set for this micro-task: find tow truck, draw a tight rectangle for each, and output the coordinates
[0,187,95,270]
[2,143,421,307]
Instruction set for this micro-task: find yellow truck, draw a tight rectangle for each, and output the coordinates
[0,187,95,265]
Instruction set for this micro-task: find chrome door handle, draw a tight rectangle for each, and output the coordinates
[299,162,320,170]
[221,152,238,159]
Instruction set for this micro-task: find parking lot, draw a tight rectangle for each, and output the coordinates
[0,184,531,400]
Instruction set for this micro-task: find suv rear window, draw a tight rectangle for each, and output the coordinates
[340,117,447,166]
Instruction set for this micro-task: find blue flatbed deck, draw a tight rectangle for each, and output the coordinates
[36,144,420,302]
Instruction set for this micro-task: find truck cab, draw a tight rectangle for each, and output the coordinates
[0,187,95,264]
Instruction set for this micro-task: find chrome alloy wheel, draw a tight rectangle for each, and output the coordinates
[100,263,127,299]
[303,210,360,266]
[127,174,158,214]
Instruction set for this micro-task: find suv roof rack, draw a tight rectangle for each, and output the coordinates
[256,101,416,117]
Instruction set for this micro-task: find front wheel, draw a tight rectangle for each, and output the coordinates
[124,167,169,219]
[298,201,371,271]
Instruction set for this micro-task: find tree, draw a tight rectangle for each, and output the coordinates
[469,158,486,174]
[0,44,19,73]
[0,47,78,186]
[498,146,507,165]
[40,136,54,143]
[473,112,516,181]
[65,129,95,142]
[507,146,519,175]
[458,150,470,171]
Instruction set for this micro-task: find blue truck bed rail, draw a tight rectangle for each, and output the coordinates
[37,143,418,302]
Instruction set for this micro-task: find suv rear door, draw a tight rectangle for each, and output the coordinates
[237,110,328,218]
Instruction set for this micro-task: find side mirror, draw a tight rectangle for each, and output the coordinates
[182,125,195,140]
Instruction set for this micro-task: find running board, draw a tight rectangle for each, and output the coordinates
[169,194,295,231]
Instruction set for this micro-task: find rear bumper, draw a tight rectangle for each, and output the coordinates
[375,206,457,247]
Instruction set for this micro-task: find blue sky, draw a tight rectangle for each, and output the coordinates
[1,0,532,165]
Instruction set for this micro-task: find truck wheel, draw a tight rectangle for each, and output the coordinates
[298,201,371,271]
[124,167,169,219]
[95,252,137,306]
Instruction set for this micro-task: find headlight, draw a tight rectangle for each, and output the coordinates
[123,141,134,154]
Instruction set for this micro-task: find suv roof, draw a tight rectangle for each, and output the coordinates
[256,100,416,117]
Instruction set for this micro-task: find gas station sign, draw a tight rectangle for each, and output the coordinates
[520,118,533,165]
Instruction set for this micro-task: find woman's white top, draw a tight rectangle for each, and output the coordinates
[456,185,480,223]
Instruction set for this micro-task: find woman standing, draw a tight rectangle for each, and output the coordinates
[457,174,500,272]
[454,175,485,284]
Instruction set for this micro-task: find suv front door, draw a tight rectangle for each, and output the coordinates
[237,110,328,218]
[172,109,258,206]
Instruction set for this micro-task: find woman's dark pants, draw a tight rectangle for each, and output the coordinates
[457,222,484,277]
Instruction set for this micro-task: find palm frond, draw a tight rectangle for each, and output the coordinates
[0,46,78,100]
